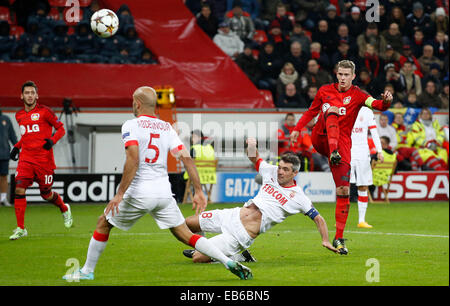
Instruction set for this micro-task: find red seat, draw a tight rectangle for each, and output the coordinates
[67,26,75,35]
[252,49,259,59]
[49,0,67,7]
[79,0,92,7]
[253,29,268,45]
[47,7,61,21]
[0,6,10,22]
[10,25,24,40]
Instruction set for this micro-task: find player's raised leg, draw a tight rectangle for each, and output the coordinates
[325,107,341,165]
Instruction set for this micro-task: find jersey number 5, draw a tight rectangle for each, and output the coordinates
[145,133,160,164]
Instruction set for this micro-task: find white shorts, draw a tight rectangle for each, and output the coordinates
[350,159,373,186]
[199,207,254,256]
[105,197,185,231]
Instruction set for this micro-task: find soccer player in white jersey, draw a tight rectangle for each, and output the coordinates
[182,137,339,263]
[63,86,252,281]
[350,106,383,228]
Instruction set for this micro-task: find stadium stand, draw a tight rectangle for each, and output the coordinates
[0,0,448,172]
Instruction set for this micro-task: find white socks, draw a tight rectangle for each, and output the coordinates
[81,232,108,274]
[193,236,232,268]
[0,193,6,202]
[358,190,369,223]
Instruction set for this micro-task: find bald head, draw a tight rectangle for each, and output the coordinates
[132,86,157,117]
[133,86,157,108]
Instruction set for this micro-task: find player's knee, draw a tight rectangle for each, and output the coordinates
[358,186,368,192]
[15,187,26,195]
[97,214,112,232]
[40,189,53,201]
[336,186,349,195]
[185,215,200,232]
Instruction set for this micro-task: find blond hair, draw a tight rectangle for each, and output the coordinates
[337,60,356,75]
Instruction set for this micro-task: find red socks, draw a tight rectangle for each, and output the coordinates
[14,195,27,229]
[188,234,202,248]
[49,192,68,213]
[335,195,350,239]
[325,112,339,154]
[93,230,109,242]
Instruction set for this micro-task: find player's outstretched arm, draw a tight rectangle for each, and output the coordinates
[178,148,207,215]
[313,214,340,254]
[365,90,393,111]
[105,145,139,217]
[245,137,260,165]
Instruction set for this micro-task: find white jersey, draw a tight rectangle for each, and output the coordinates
[121,115,184,198]
[244,161,314,234]
[351,107,382,160]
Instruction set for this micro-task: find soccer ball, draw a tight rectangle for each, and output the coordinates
[90,9,119,38]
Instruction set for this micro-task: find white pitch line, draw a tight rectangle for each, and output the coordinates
[265,230,448,239]
[343,230,449,239]
[3,230,448,239]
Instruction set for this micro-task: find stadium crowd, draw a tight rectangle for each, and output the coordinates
[188,0,449,111]
[0,0,157,64]
[186,0,449,172]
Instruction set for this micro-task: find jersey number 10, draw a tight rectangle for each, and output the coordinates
[145,133,160,164]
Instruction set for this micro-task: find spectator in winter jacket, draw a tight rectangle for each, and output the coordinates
[405,2,434,39]
[400,61,422,98]
[276,62,302,99]
[418,44,444,76]
[225,2,255,44]
[257,41,283,97]
[196,4,219,39]
[418,81,443,109]
[356,22,387,58]
[267,19,289,56]
[235,45,260,85]
[299,58,333,94]
[283,41,308,76]
[213,21,244,60]
[276,83,306,108]
[270,2,294,36]
[381,22,404,54]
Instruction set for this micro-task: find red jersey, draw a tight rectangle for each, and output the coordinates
[293,83,390,163]
[14,104,65,170]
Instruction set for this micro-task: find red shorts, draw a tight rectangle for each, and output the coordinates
[311,132,351,187]
[15,161,54,191]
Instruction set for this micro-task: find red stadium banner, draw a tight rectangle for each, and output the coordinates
[372,171,449,201]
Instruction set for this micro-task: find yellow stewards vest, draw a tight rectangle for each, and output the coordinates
[184,144,216,184]
[372,150,397,186]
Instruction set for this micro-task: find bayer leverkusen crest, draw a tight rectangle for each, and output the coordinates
[31,113,40,121]
[343,96,351,105]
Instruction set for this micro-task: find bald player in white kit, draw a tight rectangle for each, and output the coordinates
[63,86,252,281]
[182,137,339,264]
[350,106,383,228]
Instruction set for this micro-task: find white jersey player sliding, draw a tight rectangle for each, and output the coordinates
[63,86,252,281]
[350,107,383,228]
[182,137,339,264]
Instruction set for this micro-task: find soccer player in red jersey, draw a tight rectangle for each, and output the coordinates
[290,60,393,254]
[9,81,73,240]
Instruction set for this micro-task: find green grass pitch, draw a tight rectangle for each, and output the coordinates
[0,201,448,286]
